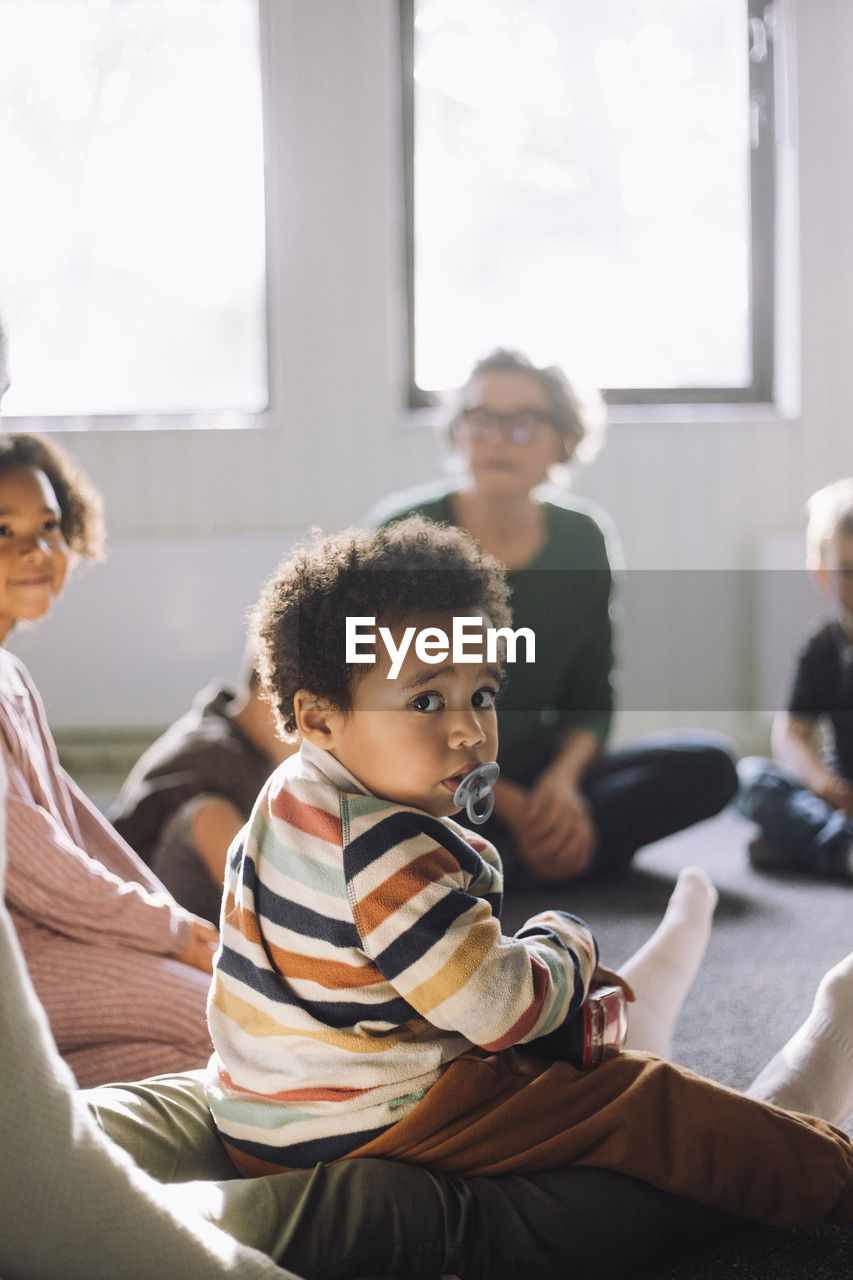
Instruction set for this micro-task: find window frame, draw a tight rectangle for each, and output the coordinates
[0,0,272,434]
[400,0,777,410]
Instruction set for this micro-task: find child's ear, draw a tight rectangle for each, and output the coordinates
[293,690,340,746]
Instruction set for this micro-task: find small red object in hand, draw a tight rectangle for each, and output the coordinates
[578,983,628,1068]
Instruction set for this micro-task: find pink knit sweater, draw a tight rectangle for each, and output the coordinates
[0,649,212,1085]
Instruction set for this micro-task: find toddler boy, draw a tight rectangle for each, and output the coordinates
[738,476,853,881]
[206,517,853,1230]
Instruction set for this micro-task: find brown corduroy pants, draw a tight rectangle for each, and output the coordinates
[226,1049,853,1229]
[343,1049,853,1229]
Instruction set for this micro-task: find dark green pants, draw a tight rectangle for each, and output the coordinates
[84,1071,734,1280]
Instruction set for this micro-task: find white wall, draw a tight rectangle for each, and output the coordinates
[8,0,849,740]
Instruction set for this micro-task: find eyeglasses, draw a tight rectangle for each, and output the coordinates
[456,406,558,445]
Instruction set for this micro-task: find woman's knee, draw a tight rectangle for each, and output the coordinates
[698,738,739,809]
[659,733,739,813]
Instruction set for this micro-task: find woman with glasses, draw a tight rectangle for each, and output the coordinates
[366,348,737,886]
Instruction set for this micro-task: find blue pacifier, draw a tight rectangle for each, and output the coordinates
[453,761,500,825]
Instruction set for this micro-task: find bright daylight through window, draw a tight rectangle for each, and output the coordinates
[0,0,267,422]
[406,0,774,403]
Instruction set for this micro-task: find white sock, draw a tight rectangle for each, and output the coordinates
[746,950,853,1125]
[619,866,718,1059]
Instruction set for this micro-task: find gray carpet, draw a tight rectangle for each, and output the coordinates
[502,807,853,1279]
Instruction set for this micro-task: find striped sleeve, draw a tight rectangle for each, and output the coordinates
[342,802,597,1052]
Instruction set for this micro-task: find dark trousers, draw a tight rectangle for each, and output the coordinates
[737,756,853,876]
[482,731,738,885]
[86,1071,737,1280]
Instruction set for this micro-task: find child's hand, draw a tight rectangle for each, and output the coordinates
[815,775,853,815]
[180,917,219,974]
[591,964,635,1002]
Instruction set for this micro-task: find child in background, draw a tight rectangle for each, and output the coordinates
[207,517,853,1230]
[738,477,853,882]
[111,646,296,923]
[0,428,216,1086]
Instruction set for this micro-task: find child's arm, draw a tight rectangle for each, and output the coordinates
[345,808,598,1053]
[2,750,195,962]
[65,765,182,891]
[771,711,853,811]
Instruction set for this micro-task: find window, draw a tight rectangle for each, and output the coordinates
[0,0,267,424]
[402,0,776,405]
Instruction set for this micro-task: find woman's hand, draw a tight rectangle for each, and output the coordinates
[180,917,219,974]
[520,774,598,880]
[496,775,597,881]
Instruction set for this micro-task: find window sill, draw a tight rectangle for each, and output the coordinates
[1,409,272,435]
[605,401,792,427]
[401,400,794,433]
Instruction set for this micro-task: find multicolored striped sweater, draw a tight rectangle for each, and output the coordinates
[206,740,598,1169]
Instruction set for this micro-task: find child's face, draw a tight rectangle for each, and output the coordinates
[314,609,500,819]
[816,530,853,635]
[0,465,69,643]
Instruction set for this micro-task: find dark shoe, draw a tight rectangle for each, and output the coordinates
[747,836,799,872]
[748,835,853,881]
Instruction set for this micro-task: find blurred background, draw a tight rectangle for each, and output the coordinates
[0,0,843,783]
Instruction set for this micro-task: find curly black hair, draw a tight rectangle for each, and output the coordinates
[0,433,105,560]
[252,515,512,734]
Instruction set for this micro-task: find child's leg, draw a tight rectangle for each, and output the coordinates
[25,934,211,1088]
[737,757,853,878]
[619,866,718,1058]
[346,1047,853,1228]
[746,950,853,1125]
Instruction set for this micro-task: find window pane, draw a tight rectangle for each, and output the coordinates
[413,0,752,394]
[0,0,267,419]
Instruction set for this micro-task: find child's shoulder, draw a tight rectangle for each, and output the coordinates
[793,617,848,666]
[0,649,36,702]
[260,745,502,885]
[341,800,502,890]
[260,751,348,841]
[257,750,452,847]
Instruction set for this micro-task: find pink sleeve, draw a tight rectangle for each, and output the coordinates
[4,778,192,959]
[0,653,194,956]
[62,766,170,893]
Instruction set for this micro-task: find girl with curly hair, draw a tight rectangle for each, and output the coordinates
[0,336,216,1086]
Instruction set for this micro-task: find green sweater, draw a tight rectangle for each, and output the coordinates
[366,485,616,786]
